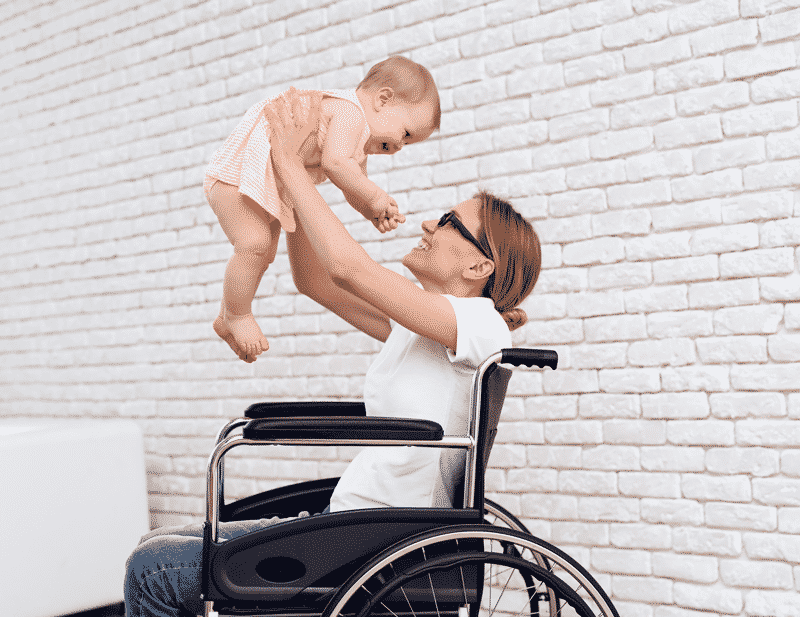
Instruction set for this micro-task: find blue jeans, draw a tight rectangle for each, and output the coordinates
[124,509,324,617]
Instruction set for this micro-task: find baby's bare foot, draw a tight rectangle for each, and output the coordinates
[224,312,269,360]
[213,312,253,362]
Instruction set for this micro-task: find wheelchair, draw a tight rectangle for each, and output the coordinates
[200,348,619,617]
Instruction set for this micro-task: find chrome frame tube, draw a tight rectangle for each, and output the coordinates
[205,435,474,542]
[463,351,503,509]
[213,418,249,511]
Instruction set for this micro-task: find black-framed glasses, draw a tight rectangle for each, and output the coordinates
[437,211,492,260]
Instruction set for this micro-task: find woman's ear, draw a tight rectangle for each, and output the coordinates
[464,258,495,284]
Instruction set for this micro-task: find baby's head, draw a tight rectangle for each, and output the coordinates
[357,56,441,155]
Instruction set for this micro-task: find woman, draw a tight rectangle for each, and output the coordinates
[124,97,541,617]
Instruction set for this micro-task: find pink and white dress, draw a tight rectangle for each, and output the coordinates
[204,88,371,232]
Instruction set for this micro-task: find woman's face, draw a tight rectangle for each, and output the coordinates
[402,198,492,293]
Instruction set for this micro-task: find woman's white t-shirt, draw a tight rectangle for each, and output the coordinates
[329,294,512,511]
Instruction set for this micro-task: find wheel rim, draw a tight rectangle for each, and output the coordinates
[324,527,617,617]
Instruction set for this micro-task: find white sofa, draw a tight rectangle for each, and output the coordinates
[0,419,150,617]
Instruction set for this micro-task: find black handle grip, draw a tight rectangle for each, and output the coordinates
[500,348,558,370]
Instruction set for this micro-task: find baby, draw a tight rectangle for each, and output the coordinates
[204,56,441,361]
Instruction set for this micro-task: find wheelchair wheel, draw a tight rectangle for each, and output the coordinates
[324,525,618,617]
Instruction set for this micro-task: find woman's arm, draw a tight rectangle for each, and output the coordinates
[265,101,459,352]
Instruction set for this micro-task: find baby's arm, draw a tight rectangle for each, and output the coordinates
[320,99,403,232]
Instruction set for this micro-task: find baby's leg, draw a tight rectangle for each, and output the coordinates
[209,181,282,360]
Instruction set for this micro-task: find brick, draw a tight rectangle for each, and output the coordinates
[690,222,758,255]
[651,200,721,231]
[724,41,797,79]
[677,82,750,118]
[648,310,714,339]
[523,395,577,420]
[696,137,766,175]
[609,180,672,210]
[512,10,571,45]
[673,583,743,614]
[590,71,655,106]
[641,446,706,472]
[604,419,666,443]
[602,12,670,49]
[723,100,798,137]
[526,445,582,468]
[744,532,800,563]
[625,37,692,72]
[530,85,592,119]
[611,95,676,130]
[543,370,600,394]
[592,208,652,237]
[710,504,779,533]
[571,0,633,30]
[484,0,540,26]
[754,478,800,506]
[698,335,768,364]
[475,99,531,129]
[544,28,603,62]
[550,108,609,141]
[656,57,724,94]
[625,285,688,313]
[626,149,692,182]
[672,168,743,202]
[610,523,672,549]
[590,127,653,160]
[690,19,760,57]
[736,418,800,445]
[613,575,673,604]
[641,392,708,419]
[564,52,627,85]
[746,591,800,616]
[688,279,760,309]
[519,493,578,519]
[744,160,800,190]
[778,507,800,531]
[579,393,640,417]
[652,553,718,583]
[484,43,544,76]
[619,471,680,497]
[549,188,606,217]
[767,125,800,160]
[559,469,617,495]
[714,304,783,335]
[683,474,751,502]
[551,521,610,546]
[661,365,730,392]
[592,547,651,575]
[721,190,794,223]
[769,333,800,361]
[721,247,794,277]
[759,6,800,42]
[707,446,780,475]
[629,338,696,367]
[532,139,592,171]
[566,159,627,189]
[751,68,800,104]
[506,468,558,490]
[535,267,588,294]
[566,290,625,318]
[585,314,647,342]
[583,445,641,471]
[563,237,626,266]
[654,115,723,150]
[674,527,742,556]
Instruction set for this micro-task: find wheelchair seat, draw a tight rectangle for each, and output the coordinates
[199,349,620,617]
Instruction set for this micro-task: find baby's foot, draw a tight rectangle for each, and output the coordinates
[224,312,269,360]
[213,311,252,362]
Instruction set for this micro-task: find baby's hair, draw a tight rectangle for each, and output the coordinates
[358,56,441,130]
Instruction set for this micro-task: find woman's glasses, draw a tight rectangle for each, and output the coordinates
[437,211,492,260]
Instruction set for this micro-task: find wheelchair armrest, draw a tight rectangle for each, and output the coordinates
[242,416,443,441]
[244,401,366,419]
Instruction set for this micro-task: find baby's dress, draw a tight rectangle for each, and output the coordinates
[204,89,371,233]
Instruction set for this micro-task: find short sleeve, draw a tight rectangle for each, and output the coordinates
[443,295,511,369]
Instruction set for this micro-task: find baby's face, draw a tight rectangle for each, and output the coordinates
[365,101,435,155]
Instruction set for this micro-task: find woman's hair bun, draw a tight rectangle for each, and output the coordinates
[501,307,527,331]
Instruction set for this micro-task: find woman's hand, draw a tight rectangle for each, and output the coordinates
[266,88,320,175]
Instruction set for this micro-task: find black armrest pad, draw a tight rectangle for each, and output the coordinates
[242,416,444,441]
[244,401,366,419]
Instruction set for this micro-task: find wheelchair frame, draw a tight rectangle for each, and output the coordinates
[198,348,619,617]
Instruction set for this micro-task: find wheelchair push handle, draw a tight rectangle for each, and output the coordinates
[500,348,558,370]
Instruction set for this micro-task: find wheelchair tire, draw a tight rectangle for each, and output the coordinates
[323,525,619,617]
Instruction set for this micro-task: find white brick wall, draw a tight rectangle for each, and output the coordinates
[1,0,799,610]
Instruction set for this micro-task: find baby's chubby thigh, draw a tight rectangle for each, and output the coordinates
[209,180,282,264]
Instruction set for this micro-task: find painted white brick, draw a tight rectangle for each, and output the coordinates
[713,304,784,335]
[746,590,800,616]
[653,115,723,150]
[697,335,769,364]
[579,393,641,417]
[724,41,797,79]
[759,6,800,42]
[592,547,651,575]
[559,469,617,494]
[571,0,633,30]
[611,95,676,130]
[628,338,696,367]
[512,10,572,45]
[722,100,799,138]
[641,392,708,419]
[533,139,592,171]
[744,159,800,190]
[676,82,750,117]
[589,262,653,289]
[624,37,692,72]
[689,278,760,308]
[590,71,655,106]
[767,125,800,160]
[672,168,743,202]
[625,149,692,182]
[599,369,662,393]
[695,137,766,174]
[720,246,794,277]
[653,255,719,285]
[592,208,651,237]
[683,473,751,501]
[602,12,670,49]
[661,365,731,392]
[690,18,760,57]
[648,310,714,339]
[690,222,759,255]
[530,85,592,119]
[655,57,724,94]
[736,418,800,445]
[673,527,742,557]
[707,445,781,475]
[641,446,706,472]
[566,159,627,189]
[590,127,653,161]
[610,523,672,549]
[652,553,719,583]
[642,498,704,525]
[625,285,688,313]
[626,231,691,261]
[751,68,800,104]
[608,179,671,209]
[721,190,794,223]
[652,200,721,232]
[550,109,609,142]
[543,369,600,394]
[619,471,680,497]
[673,583,743,614]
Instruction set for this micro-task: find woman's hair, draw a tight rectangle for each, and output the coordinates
[358,56,441,130]
[473,191,542,332]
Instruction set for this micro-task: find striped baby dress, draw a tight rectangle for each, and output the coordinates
[204,88,371,233]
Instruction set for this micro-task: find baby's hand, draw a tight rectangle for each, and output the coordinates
[369,191,406,234]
